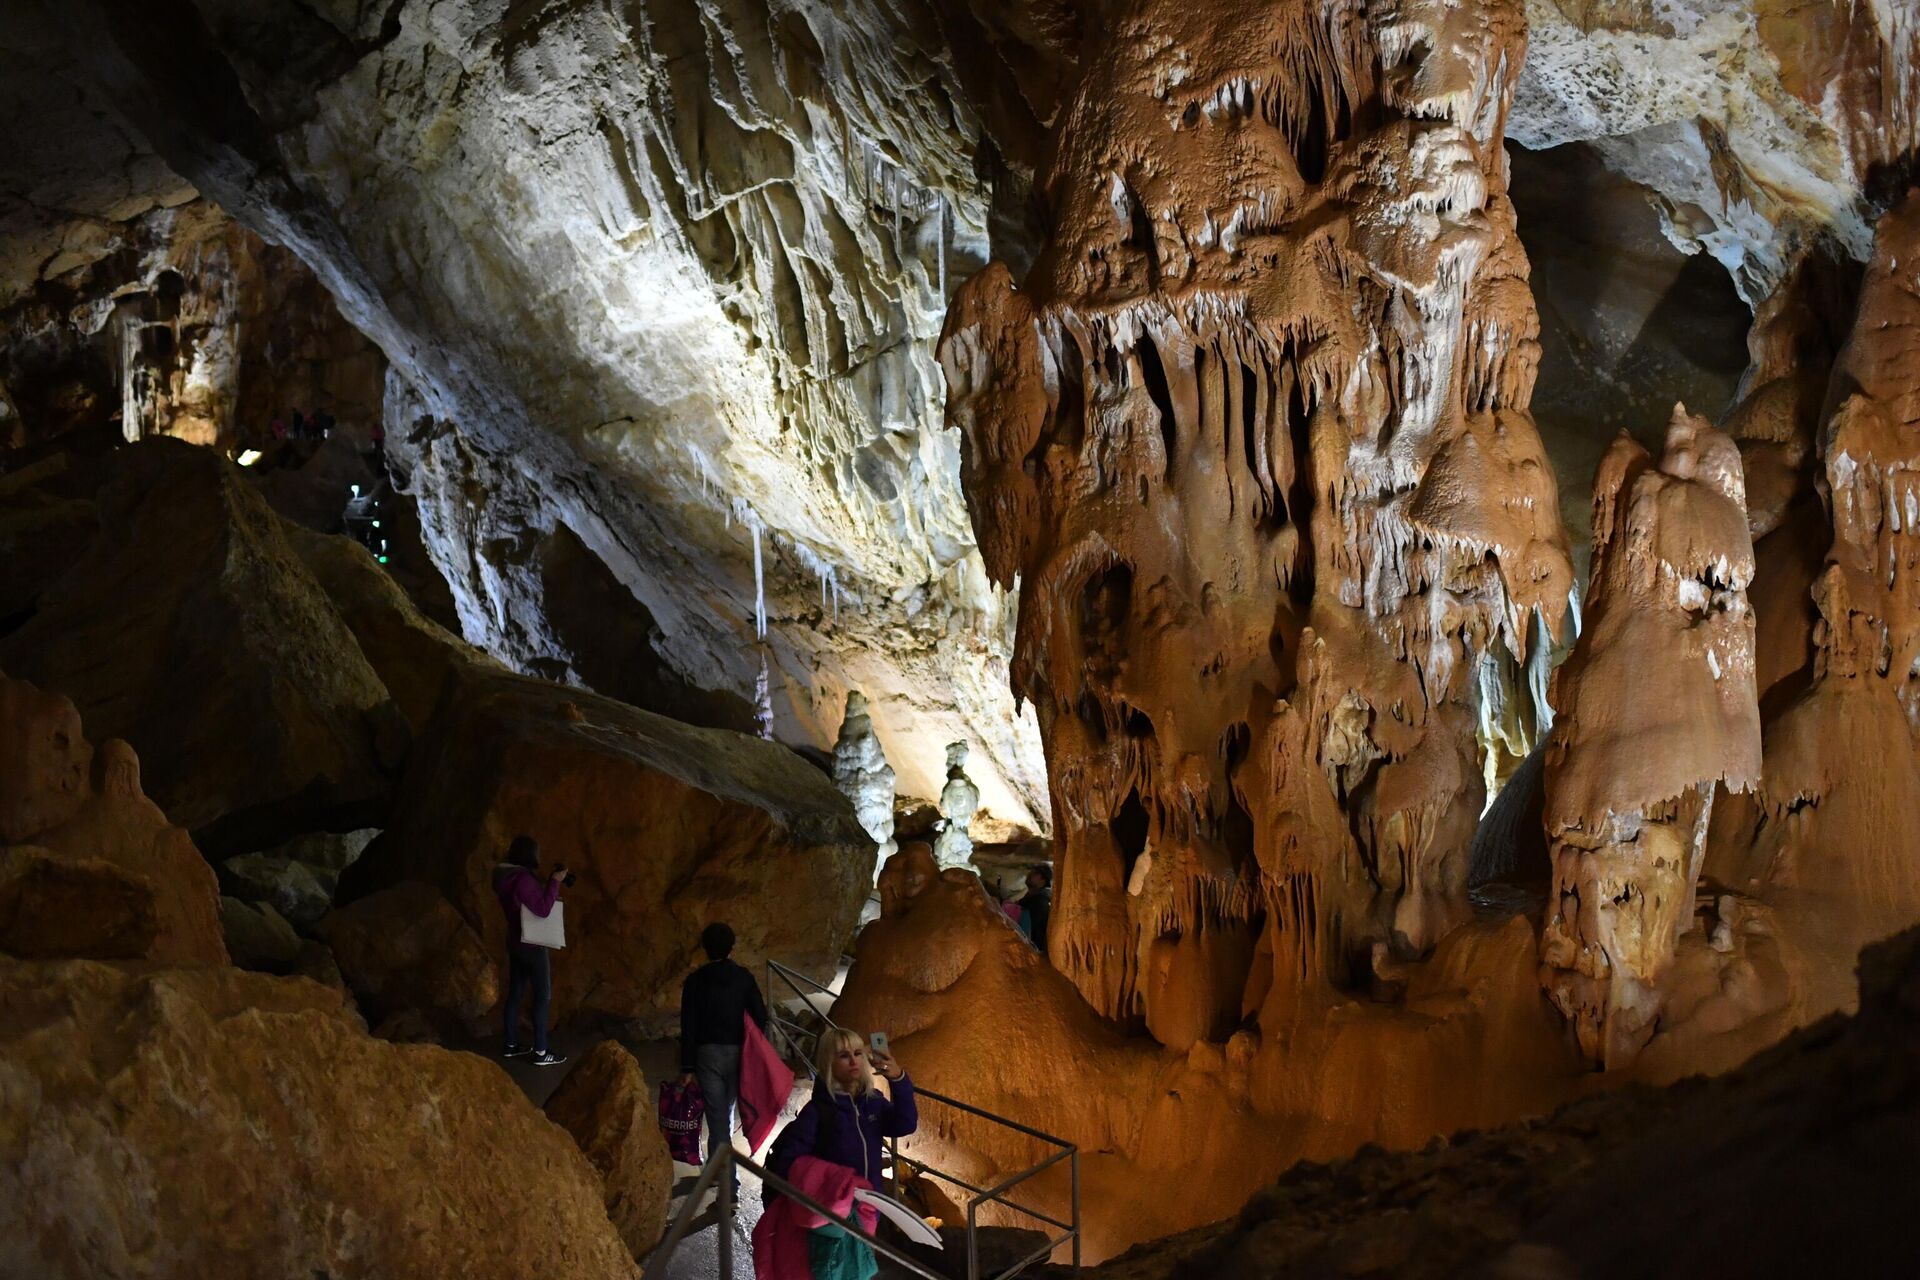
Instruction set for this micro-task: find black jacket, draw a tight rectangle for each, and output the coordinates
[679,959,770,1072]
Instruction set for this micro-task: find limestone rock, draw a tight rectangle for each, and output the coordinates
[1,671,225,966]
[364,664,872,1025]
[939,0,1572,1035]
[1083,927,1920,1280]
[221,827,376,929]
[0,846,157,960]
[219,896,302,972]
[836,845,1572,1261]
[0,957,639,1279]
[318,880,499,1029]
[832,690,898,880]
[0,439,406,852]
[284,521,495,735]
[218,852,336,931]
[1513,0,1920,301]
[543,1040,674,1259]
[1541,407,1762,1066]
[932,741,980,871]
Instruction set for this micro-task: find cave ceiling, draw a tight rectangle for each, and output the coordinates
[1,0,1912,831]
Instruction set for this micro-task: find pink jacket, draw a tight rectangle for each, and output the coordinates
[751,1155,878,1280]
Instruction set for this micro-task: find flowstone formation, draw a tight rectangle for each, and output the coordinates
[933,740,981,870]
[940,0,1573,1033]
[832,690,898,878]
[1540,407,1761,1067]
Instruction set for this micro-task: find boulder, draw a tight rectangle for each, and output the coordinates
[221,826,377,929]
[285,523,495,734]
[543,1040,674,1258]
[318,879,499,1028]
[0,957,639,1279]
[0,439,405,852]
[220,896,302,971]
[1,671,226,965]
[368,664,872,1025]
[219,853,334,929]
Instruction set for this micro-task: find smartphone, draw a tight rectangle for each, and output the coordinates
[869,1031,890,1058]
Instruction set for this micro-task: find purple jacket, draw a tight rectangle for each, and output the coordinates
[492,863,560,949]
[768,1074,917,1186]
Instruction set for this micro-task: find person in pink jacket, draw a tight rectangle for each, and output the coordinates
[491,834,570,1066]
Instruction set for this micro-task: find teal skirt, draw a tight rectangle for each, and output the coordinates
[807,1223,877,1280]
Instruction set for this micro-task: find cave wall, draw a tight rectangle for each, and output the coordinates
[1,0,1052,830]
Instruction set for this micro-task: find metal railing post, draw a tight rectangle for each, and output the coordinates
[1071,1148,1082,1272]
[968,1194,981,1280]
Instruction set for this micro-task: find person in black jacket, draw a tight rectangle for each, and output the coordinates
[1018,864,1052,959]
[679,922,770,1181]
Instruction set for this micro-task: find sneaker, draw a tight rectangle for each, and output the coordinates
[530,1050,568,1067]
[502,1043,533,1059]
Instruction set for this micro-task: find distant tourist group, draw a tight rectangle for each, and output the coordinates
[268,407,336,441]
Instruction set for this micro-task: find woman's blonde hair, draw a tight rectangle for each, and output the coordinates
[815,1027,872,1096]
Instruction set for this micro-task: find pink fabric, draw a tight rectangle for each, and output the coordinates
[1001,901,1022,923]
[751,1155,877,1280]
[739,1013,794,1154]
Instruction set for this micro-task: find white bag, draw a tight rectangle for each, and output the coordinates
[520,900,566,949]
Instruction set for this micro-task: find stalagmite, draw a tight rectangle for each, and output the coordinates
[933,740,980,870]
[940,0,1572,1035]
[832,690,898,878]
[1539,406,1761,1068]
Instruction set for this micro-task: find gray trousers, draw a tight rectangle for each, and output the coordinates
[694,1043,742,1167]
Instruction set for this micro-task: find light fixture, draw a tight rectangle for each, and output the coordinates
[236,449,262,467]
[350,484,360,498]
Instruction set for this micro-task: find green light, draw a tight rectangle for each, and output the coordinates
[377,556,389,564]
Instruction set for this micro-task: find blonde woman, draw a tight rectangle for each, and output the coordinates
[766,1029,917,1277]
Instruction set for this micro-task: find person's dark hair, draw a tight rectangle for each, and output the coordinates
[700,922,736,960]
[507,834,539,869]
[1028,864,1052,887]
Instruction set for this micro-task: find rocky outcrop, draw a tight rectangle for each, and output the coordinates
[367,664,873,1026]
[544,1040,674,1259]
[1077,926,1920,1280]
[0,958,639,1279]
[1541,407,1762,1067]
[1,670,225,965]
[0,439,405,851]
[318,880,500,1031]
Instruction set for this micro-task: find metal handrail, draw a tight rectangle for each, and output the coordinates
[642,1142,950,1280]
[763,958,1082,1278]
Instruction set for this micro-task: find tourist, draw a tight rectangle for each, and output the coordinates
[270,415,287,441]
[370,419,386,464]
[492,835,570,1067]
[766,1029,916,1275]
[680,922,770,1182]
[1018,865,1052,958]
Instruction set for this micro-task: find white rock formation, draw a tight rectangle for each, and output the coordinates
[1515,0,1920,301]
[831,691,897,878]
[932,740,979,871]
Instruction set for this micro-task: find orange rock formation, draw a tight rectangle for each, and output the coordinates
[940,0,1568,1050]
